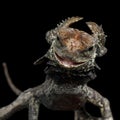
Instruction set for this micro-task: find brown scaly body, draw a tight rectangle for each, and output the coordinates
[0,17,113,120]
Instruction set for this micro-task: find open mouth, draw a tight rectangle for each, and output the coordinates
[55,52,85,68]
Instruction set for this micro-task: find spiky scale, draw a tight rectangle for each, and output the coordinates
[57,16,83,28]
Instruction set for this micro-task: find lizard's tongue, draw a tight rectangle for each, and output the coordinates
[55,53,84,68]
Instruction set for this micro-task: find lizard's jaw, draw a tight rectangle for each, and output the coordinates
[55,52,85,68]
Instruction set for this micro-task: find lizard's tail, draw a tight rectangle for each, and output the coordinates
[2,62,22,95]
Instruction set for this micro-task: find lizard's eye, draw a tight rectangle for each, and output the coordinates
[88,46,94,51]
[57,36,60,41]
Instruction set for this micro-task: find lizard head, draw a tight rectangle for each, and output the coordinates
[34,17,107,71]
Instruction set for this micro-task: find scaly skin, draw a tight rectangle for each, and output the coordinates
[0,16,113,120]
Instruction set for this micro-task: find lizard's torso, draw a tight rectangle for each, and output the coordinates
[40,66,96,110]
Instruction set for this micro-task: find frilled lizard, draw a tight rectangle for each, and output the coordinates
[0,16,113,120]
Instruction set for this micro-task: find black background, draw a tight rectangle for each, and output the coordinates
[0,2,119,120]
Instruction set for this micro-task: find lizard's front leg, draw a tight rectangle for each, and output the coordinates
[74,109,93,120]
[29,97,40,120]
[74,85,113,120]
[86,86,113,120]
